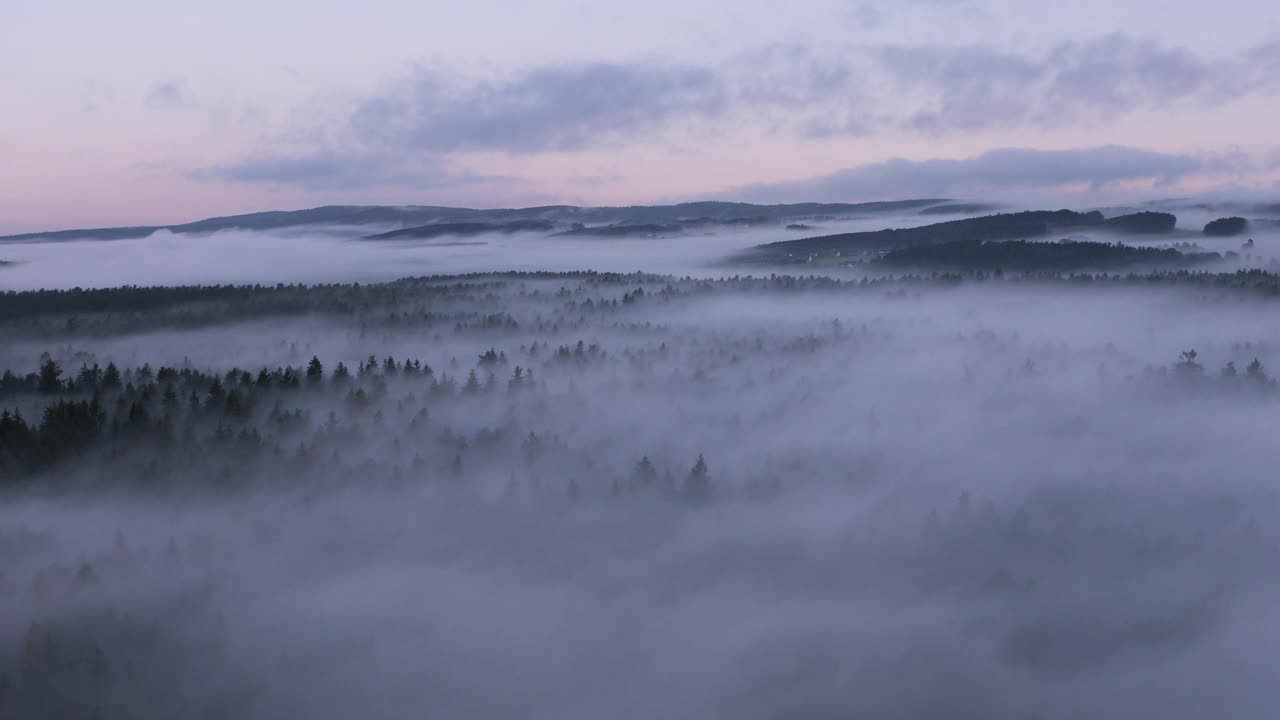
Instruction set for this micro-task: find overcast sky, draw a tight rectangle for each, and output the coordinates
[3,0,1279,232]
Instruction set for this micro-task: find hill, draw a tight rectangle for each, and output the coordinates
[552,224,685,238]
[2,199,951,243]
[876,239,1221,272]
[363,220,555,241]
[1204,217,1249,237]
[919,203,1001,215]
[741,210,1106,263]
[1102,211,1177,234]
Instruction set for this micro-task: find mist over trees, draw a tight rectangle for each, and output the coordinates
[745,209,1107,263]
[5,204,1280,718]
[876,238,1221,272]
[1101,211,1178,234]
[740,209,1201,265]
[4,262,1280,717]
[8,0,1280,707]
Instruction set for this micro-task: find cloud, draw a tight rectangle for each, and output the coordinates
[202,61,730,190]
[144,80,187,111]
[873,35,1250,134]
[850,4,885,29]
[734,145,1207,202]
[195,149,501,191]
[1264,147,1280,170]
[81,79,115,114]
[851,0,989,27]
[349,62,727,155]
[203,36,1280,191]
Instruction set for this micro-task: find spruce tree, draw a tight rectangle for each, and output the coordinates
[306,356,325,383]
[103,362,122,389]
[683,454,714,504]
[37,359,63,394]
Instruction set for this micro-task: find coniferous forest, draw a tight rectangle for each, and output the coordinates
[5,260,1280,718]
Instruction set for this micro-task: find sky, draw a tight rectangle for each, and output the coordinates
[3,0,1279,233]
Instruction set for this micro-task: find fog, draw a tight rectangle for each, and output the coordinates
[3,205,1269,292]
[0,221,832,290]
[5,207,1280,718]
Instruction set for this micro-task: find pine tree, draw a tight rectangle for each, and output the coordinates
[522,432,543,463]
[207,377,226,403]
[77,364,103,389]
[1247,357,1268,383]
[162,383,179,410]
[463,369,482,394]
[683,454,713,504]
[103,362,122,389]
[306,356,324,383]
[631,456,658,489]
[333,362,350,383]
[37,359,63,394]
[0,369,21,396]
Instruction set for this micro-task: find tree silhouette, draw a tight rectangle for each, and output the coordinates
[1247,358,1269,383]
[463,369,482,394]
[631,456,658,490]
[102,362,122,389]
[37,359,63,394]
[1175,349,1203,377]
[207,377,226,403]
[683,454,714,504]
[306,356,324,383]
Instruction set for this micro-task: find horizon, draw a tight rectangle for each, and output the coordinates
[5,1,1279,233]
[5,193,1266,239]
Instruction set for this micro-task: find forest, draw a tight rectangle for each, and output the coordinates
[1204,216,1249,236]
[736,209,1250,265]
[875,239,1224,271]
[4,268,1280,492]
[5,246,1280,718]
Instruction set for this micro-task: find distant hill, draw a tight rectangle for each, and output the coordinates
[738,209,1191,264]
[1,199,951,243]
[1102,211,1177,234]
[364,220,555,241]
[1203,217,1249,237]
[741,210,1107,263]
[876,239,1221,272]
[918,203,1001,215]
[553,224,685,238]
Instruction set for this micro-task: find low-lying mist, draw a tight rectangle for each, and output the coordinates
[5,268,1280,718]
[6,202,1275,291]
[0,218,854,290]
